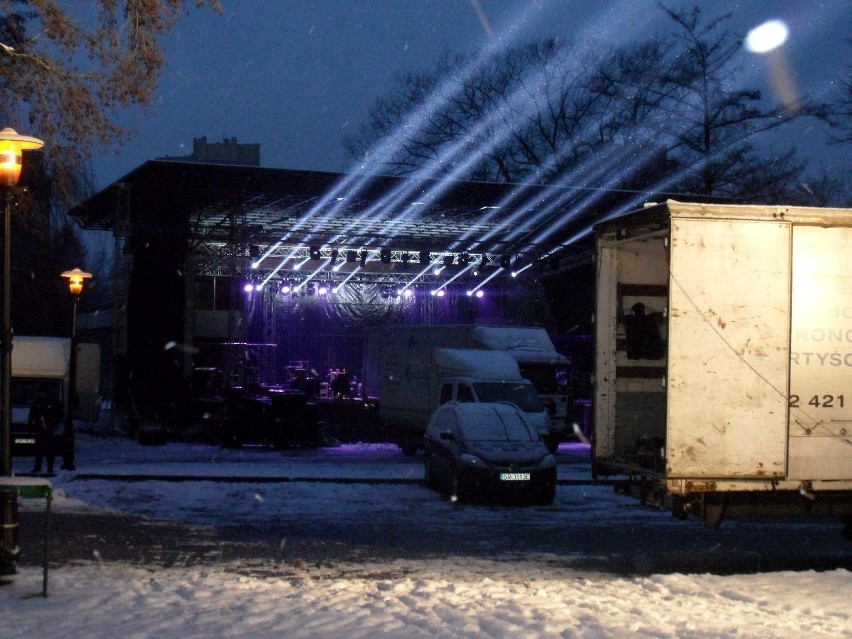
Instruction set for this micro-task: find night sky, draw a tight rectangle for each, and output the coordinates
[89,0,849,191]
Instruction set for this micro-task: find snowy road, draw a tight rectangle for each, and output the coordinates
[14,435,852,575]
[5,434,852,638]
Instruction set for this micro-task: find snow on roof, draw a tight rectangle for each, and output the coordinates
[471,326,569,363]
[433,348,521,379]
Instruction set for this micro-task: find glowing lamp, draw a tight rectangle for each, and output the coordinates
[0,128,44,187]
[61,268,93,297]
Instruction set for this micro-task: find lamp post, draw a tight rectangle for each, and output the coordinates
[60,268,92,472]
[0,127,44,576]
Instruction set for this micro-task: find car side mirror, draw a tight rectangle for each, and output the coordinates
[439,431,455,441]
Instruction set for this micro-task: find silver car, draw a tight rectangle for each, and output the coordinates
[424,401,557,504]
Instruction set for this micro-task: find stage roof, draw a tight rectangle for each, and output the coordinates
[70,160,602,278]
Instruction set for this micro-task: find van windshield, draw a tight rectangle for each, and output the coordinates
[472,381,544,412]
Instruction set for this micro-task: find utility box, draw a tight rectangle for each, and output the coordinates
[593,200,852,526]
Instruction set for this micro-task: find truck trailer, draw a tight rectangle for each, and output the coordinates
[362,330,551,454]
[364,324,571,448]
[593,200,852,529]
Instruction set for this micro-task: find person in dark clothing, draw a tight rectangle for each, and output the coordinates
[330,370,352,400]
[624,302,665,360]
[28,385,61,475]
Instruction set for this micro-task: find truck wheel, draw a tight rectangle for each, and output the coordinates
[401,439,419,457]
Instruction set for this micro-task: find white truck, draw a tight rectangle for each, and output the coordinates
[364,324,571,448]
[10,336,100,456]
[362,330,552,454]
[592,200,852,530]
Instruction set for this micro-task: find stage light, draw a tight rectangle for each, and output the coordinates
[500,254,512,269]
[249,245,260,258]
[402,288,413,299]
[380,247,391,264]
[330,249,339,264]
[443,255,454,267]
[475,290,484,298]
[318,283,329,296]
[401,253,411,269]
[280,282,292,294]
[346,250,357,263]
[243,282,255,293]
[390,289,399,299]
[359,250,368,267]
[305,283,316,296]
[419,250,431,265]
[380,288,390,299]
[458,253,470,265]
[309,245,321,260]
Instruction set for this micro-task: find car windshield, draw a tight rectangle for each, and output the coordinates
[473,381,544,412]
[459,412,537,442]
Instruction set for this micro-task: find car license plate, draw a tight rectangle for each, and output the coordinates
[500,473,530,481]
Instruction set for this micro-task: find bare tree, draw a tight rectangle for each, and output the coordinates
[825,51,852,144]
[345,41,617,184]
[1,0,221,208]
[346,5,823,205]
[1,1,220,334]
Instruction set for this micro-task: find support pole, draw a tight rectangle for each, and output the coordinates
[0,187,17,575]
[60,295,78,471]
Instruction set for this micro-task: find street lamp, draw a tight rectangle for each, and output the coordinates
[0,127,44,576]
[60,268,92,472]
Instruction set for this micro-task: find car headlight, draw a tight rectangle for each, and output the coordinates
[459,453,486,467]
[536,454,556,469]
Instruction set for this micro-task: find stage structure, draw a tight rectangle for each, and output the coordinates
[70,160,595,415]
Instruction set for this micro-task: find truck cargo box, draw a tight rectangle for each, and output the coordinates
[593,200,852,526]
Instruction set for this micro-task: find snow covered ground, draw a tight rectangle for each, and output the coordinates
[2,433,851,638]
